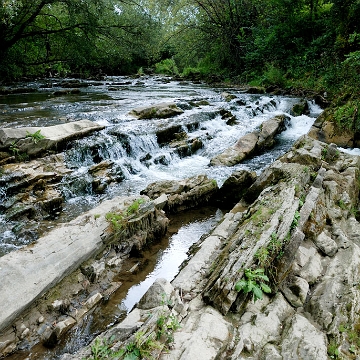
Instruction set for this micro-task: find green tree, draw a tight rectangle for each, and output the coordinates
[0,0,161,78]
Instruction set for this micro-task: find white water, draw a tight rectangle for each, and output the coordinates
[0,76,323,254]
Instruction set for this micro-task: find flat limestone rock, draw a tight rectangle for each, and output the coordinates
[0,120,105,156]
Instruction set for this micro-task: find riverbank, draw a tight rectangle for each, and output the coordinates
[60,132,360,360]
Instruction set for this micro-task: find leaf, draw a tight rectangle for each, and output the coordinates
[245,280,254,293]
[235,280,247,292]
[124,352,139,360]
[260,282,271,294]
[252,285,263,302]
[256,274,269,282]
[253,268,265,275]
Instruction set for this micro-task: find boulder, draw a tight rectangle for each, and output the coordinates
[280,314,328,360]
[0,120,105,157]
[245,86,266,94]
[129,102,184,119]
[137,278,174,310]
[215,170,257,207]
[0,155,70,223]
[290,99,310,116]
[156,125,183,144]
[308,109,360,147]
[210,115,289,166]
[210,132,258,166]
[140,174,219,213]
[293,244,323,284]
[231,293,294,358]
[221,92,237,102]
[314,231,338,257]
[281,276,309,307]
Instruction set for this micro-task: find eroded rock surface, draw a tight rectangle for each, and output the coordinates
[0,120,104,157]
[141,174,219,213]
[61,135,360,360]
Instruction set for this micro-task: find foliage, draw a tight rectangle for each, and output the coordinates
[26,130,45,144]
[1,0,360,106]
[255,231,285,269]
[9,141,19,156]
[105,198,146,234]
[154,58,179,75]
[126,198,146,215]
[85,301,180,360]
[250,65,289,89]
[0,0,161,79]
[328,339,340,359]
[235,268,271,302]
[333,100,360,131]
[156,312,181,345]
[291,210,301,230]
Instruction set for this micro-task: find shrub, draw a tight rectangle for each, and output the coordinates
[154,58,178,75]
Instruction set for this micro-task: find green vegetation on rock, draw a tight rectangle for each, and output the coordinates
[26,130,45,144]
[105,198,146,234]
[235,268,271,302]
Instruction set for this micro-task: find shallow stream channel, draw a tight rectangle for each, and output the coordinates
[0,75,323,358]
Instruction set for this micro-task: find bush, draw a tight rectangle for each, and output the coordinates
[154,58,179,75]
[260,65,288,88]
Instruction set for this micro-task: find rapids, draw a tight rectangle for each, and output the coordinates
[0,76,322,255]
[0,76,322,359]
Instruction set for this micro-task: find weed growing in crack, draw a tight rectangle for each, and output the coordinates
[235,268,271,302]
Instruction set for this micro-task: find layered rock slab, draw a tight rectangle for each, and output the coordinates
[141,174,219,213]
[59,135,360,360]
[0,120,104,157]
[0,195,167,334]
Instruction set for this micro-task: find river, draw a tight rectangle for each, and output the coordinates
[0,75,322,358]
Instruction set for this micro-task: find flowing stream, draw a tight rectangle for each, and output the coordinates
[0,76,323,358]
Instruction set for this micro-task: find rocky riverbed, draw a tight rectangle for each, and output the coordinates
[1,76,346,359]
[59,133,360,360]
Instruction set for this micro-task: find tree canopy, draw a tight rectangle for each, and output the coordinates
[0,0,359,95]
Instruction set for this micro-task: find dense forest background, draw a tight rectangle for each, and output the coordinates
[0,0,359,97]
